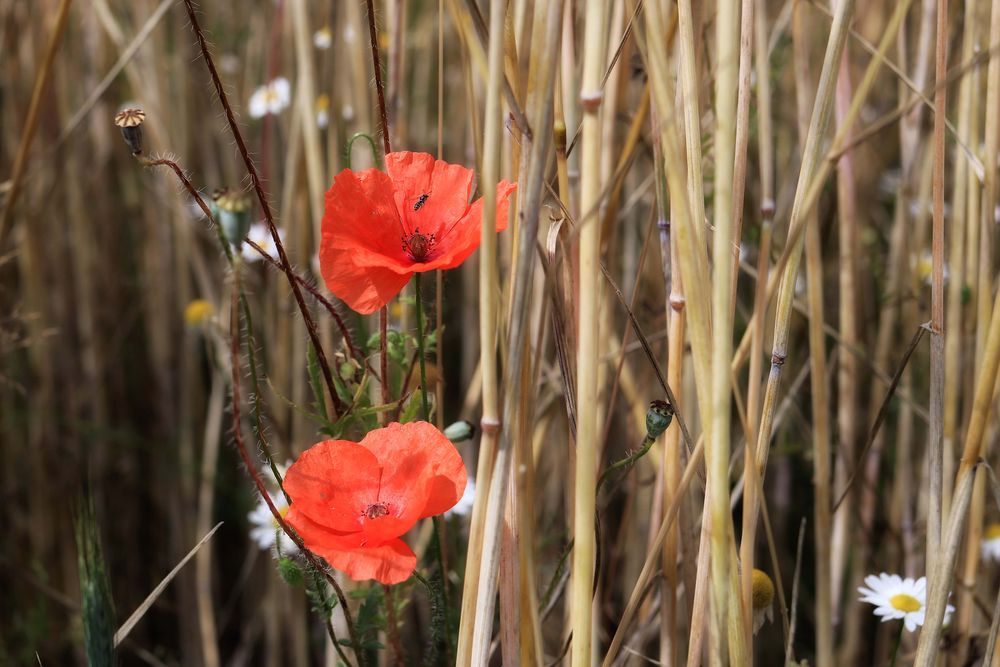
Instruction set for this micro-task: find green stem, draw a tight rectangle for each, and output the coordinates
[889,621,905,667]
[597,435,655,488]
[412,271,451,656]
[344,131,382,169]
[413,272,431,420]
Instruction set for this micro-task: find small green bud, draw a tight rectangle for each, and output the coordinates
[277,557,304,587]
[444,420,475,443]
[213,188,252,247]
[645,400,674,438]
[554,119,567,151]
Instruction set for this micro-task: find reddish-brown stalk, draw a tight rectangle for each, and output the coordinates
[180,0,344,419]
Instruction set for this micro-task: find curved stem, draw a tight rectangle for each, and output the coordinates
[180,0,344,420]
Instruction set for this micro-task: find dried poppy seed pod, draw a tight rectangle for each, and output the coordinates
[444,420,475,443]
[113,108,145,155]
[214,188,252,247]
[645,399,673,439]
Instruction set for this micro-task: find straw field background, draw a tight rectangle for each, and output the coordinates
[2,0,1000,665]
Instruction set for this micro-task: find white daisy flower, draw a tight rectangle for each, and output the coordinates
[219,53,240,75]
[914,250,949,286]
[982,523,1000,563]
[315,94,330,129]
[314,26,332,49]
[248,490,298,554]
[248,77,291,119]
[186,193,208,220]
[240,221,284,263]
[751,569,774,634]
[446,478,476,518]
[858,573,954,632]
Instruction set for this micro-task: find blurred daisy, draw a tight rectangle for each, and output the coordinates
[982,523,1000,562]
[219,53,240,75]
[751,569,774,634]
[914,250,949,286]
[314,26,332,49]
[240,221,284,263]
[183,299,213,327]
[446,478,475,518]
[315,94,330,129]
[248,490,298,554]
[248,77,291,119]
[858,573,953,632]
[186,192,208,220]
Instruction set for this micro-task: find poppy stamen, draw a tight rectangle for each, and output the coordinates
[364,502,390,520]
[402,228,436,262]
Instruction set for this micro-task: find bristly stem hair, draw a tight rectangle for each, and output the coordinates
[363,0,393,428]
[180,0,345,420]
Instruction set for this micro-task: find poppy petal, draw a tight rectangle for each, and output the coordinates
[286,505,366,550]
[321,167,417,311]
[385,151,475,238]
[315,537,418,584]
[283,440,382,533]
[407,179,517,273]
[320,243,411,314]
[359,421,467,519]
[322,167,407,262]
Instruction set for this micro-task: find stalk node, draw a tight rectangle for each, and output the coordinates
[580,89,604,111]
[480,417,502,436]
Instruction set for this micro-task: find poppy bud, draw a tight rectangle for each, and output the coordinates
[213,188,252,246]
[277,557,304,587]
[113,108,145,155]
[554,119,567,152]
[444,420,475,443]
[645,400,673,439]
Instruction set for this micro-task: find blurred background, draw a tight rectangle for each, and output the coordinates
[3,0,999,665]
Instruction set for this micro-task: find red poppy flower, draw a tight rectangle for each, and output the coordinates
[320,151,517,314]
[283,421,467,584]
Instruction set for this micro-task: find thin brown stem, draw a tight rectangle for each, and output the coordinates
[180,0,344,419]
[228,286,360,667]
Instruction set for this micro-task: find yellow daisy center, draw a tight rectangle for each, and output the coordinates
[270,505,290,528]
[986,523,1000,541]
[751,569,774,610]
[184,299,213,326]
[890,593,921,613]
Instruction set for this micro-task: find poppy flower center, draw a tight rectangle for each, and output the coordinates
[889,593,921,613]
[364,502,390,520]
[402,229,436,262]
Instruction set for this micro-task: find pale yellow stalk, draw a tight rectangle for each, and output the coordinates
[708,0,741,661]
[572,0,609,662]
[455,0,506,663]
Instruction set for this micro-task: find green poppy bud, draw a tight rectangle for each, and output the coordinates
[444,420,475,443]
[214,188,252,247]
[645,400,673,439]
